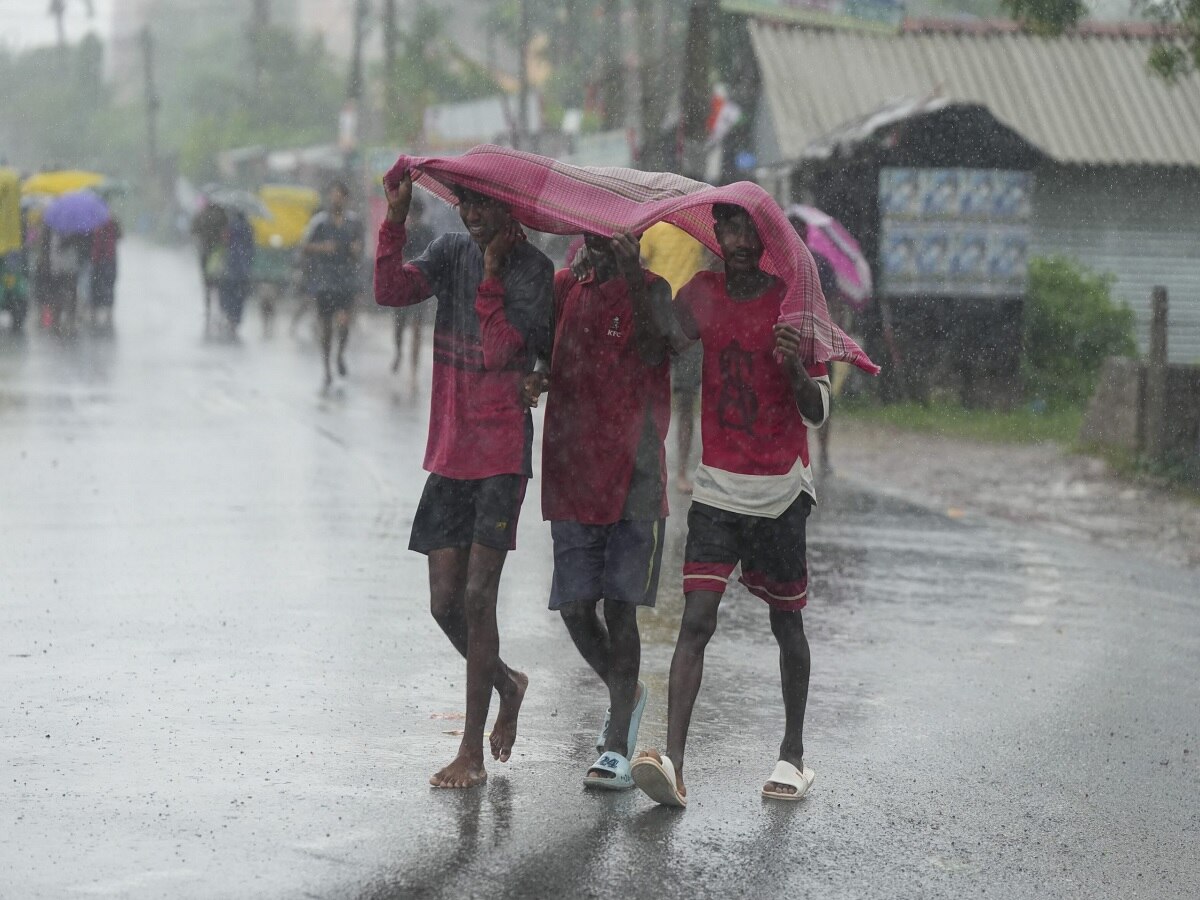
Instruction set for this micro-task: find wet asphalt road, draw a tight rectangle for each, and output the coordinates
[2,241,1198,900]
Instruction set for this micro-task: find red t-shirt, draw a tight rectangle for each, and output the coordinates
[541,268,671,524]
[374,220,553,480]
[676,271,826,476]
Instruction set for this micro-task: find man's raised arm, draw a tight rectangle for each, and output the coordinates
[374,170,433,308]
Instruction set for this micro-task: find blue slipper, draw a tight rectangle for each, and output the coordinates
[583,751,634,791]
[594,681,648,756]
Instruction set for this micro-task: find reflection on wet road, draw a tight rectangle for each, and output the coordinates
[1,242,1197,899]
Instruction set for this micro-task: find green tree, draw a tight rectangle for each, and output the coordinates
[999,0,1200,80]
[1023,257,1137,405]
[378,2,500,144]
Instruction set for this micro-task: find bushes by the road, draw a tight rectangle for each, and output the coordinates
[1023,256,1137,405]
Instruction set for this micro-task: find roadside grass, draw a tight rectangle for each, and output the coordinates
[838,399,1084,444]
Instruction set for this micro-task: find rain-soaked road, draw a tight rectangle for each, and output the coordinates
[2,240,1198,900]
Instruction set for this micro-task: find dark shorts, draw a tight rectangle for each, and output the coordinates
[682,495,811,611]
[315,290,355,318]
[409,473,528,554]
[548,519,665,610]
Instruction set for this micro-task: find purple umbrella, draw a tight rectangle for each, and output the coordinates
[43,190,110,235]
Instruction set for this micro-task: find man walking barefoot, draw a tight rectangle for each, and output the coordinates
[632,204,831,808]
[302,181,363,389]
[523,232,673,791]
[375,168,553,789]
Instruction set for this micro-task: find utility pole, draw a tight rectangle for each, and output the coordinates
[140,24,160,179]
[249,0,270,93]
[599,0,622,130]
[516,0,531,149]
[347,0,369,104]
[680,0,716,178]
[49,0,67,48]
[382,0,397,139]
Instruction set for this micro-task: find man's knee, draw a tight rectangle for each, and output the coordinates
[678,600,719,647]
[602,599,638,635]
[463,581,499,620]
[770,608,805,640]
[429,589,458,626]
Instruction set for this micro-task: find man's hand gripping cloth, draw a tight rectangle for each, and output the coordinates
[384,145,879,374]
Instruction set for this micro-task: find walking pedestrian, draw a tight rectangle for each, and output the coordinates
[301,181,364,388]
[521,231,674,791]
[374,167,553,789]
[639,222,714,494]
[88,217,121,329]
[219,209,255,337]
[44,228,84,334]
[631,203,831,809]
[192,203,227,333]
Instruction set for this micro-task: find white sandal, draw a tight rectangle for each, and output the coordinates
[631,752,687,808]
[761,759,815,801]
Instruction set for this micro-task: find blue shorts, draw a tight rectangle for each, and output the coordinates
[549,519,665,610]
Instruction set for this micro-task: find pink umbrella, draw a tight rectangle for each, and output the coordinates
[786,204,872,312]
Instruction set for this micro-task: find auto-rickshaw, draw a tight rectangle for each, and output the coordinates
[0,168,29,331]
[250,183,321,335]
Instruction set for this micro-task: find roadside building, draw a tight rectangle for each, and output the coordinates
[741,16,1200,372]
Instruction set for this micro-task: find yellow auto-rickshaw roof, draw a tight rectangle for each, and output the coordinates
[0,168,21,255]
[21,169,108,197]
[252,184,322,249]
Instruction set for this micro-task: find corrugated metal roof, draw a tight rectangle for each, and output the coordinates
[749,20,1200,166]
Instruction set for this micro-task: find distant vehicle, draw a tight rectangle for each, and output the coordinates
[0,168,29,331]
[250,184,321,336]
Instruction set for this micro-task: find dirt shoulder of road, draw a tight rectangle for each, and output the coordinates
[832,418,1200,570]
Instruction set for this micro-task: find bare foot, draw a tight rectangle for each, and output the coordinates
[429,753,487,789]
[489,669,528,763]
[635,748,687,800]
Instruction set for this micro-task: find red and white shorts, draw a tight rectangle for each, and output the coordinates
[682,495,811,611]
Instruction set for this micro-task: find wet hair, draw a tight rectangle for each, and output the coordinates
[448,182,503,209]
[712,202,746,224]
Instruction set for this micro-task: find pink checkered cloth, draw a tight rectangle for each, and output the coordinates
[385,145,879,374]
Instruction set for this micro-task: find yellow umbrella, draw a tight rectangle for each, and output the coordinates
[0,168,22,255]
[21,169,108,197]
[251,184,321,249]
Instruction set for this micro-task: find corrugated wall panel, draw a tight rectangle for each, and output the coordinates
[1034,166,1200,363]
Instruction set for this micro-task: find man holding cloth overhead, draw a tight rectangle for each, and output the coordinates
[375,166,553,790]
[523,231,675,791]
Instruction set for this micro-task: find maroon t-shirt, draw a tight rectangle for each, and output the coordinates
[676,271,826,477]
[541,268,671,524]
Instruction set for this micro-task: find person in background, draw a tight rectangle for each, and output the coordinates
[192,203,227,333]
[44,228,84,335]
[790,216,848,475]
[89,217,121,330]
[219,209,255,338]
[391,193,435,379]
[639,222,715,494]
[302,181,364,388]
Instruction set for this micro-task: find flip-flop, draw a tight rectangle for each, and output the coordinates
[583,751,634,791]
[631,752,687,808]
[761,759,815,801]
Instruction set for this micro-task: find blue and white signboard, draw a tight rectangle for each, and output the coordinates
[879,168,1032,298]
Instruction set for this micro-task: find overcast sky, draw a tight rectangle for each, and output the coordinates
[0,0,115,50]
